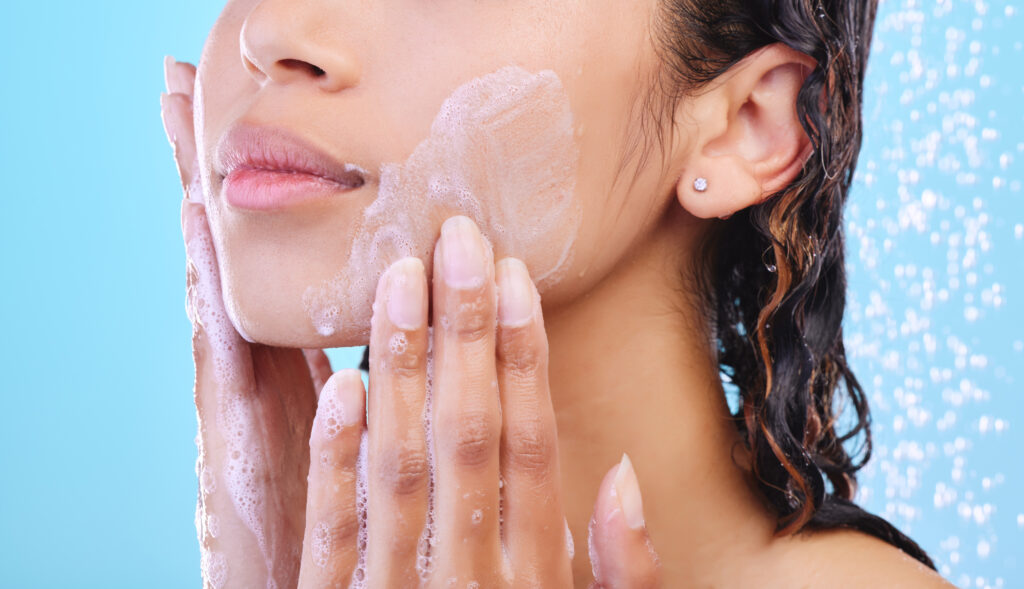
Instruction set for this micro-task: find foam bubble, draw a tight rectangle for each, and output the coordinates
[389,332,408,355]
[349,430,370,589]
[312,521,331,568]
[199,465,217,495]
[200,549,228,589]
[316,378,347,440]
[207,513,220,539]
[416,329,438,583]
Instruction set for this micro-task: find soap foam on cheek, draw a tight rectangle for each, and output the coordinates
[304,66,581,338]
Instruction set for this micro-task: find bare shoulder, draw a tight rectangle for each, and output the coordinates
[775,527,955,589]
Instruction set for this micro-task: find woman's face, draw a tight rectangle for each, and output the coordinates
[197,0,679,347]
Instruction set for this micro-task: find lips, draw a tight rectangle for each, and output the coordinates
[215,123,367,210]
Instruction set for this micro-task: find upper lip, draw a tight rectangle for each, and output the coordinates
[215,123,367,187]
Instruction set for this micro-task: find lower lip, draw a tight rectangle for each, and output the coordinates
[223,168,361,211]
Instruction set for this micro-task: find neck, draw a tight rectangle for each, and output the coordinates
[543,210,779,585]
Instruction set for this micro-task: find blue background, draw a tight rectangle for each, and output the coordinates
[0,1,1019,587]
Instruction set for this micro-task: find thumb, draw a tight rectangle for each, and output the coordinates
[587,454,661,589]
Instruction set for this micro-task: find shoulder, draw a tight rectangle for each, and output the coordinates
[771,527,955,589]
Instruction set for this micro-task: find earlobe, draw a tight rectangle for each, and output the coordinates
[674,158,762,220]
[673,44,816,220]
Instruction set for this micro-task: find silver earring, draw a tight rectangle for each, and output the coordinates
[693,177,708,192]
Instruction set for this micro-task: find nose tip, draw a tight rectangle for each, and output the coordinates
[239,5,360,93]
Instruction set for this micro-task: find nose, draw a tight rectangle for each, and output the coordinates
[239,1,360,92]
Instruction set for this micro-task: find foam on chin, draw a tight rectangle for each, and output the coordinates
[303,66,581,338]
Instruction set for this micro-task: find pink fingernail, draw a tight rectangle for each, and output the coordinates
[441,216,487,289]
[163,55,175,93]
[160,93,178,145]
[612,454,646,530]
[497,258,535,327]
[384,258,427,330]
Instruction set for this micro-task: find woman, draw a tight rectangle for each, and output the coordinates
[160,0,955,586]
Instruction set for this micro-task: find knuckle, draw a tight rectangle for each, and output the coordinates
[445,410,500,468]
[497,325,548,378]
[444,297,495,342]
[314,434,361,471]
[377,442,430,496]
[383,330,426,375]
[504,418,556,474]
[320,506,361,548]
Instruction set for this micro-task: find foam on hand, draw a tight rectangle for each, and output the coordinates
[188,220,276,586]
[304,66,581,338]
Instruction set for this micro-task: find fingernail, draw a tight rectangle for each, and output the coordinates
[164,55,195,96]
[384,257,426,330]
[339,370,366,427]
[496,258,535,327]
[613,453,645,530]
[441,216,486,289]
[160,93,176,145]
[316,369,364,439]
[163,55,175,93]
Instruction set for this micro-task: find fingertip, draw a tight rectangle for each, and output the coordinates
[612,453,645,531]
[496,257,536,328]
[337,368,366,391]
[588,455,661,588]
[335,368,368,417]
[163,55,175,93]
[181,198,210,246]
[313,369,367,449]
[164,56,198,97]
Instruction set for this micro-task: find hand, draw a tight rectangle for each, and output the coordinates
[161,56,331,588]
[162,54,661,588]
[296,215,662,587]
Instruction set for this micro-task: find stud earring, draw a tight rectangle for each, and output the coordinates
[693,177,708,192]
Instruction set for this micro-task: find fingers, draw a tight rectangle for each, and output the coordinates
[298,370,367,589]
[431,216,504,580]
[161,56,202,202]
[164,54,197,96]
[303,349,334,398]
[366,258,431,586]
[588,455,662,589]
[494,258,572,584]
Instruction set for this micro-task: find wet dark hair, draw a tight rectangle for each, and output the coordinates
[651,0,935,568]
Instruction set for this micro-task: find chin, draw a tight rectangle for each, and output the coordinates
[222,276,373,350]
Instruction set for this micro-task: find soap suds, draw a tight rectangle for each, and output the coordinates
[304,66,580,337]
[311,521,332,569]
[415,328,438,583]
[315,377,347,441]
[349,430,370,589]
[188,225,277,584]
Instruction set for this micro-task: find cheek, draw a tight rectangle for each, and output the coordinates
[305,66,582,338]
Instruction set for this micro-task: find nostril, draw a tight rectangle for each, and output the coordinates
[278,58,326,77]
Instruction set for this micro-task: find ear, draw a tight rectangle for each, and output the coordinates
[673,44,817,220]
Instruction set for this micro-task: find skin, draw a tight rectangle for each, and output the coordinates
[161,0,959,587]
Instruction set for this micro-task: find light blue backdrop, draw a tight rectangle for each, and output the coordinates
[0,1,1019,587]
